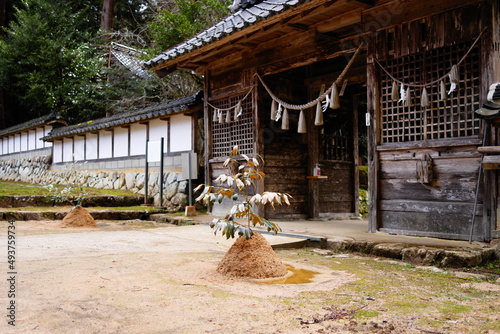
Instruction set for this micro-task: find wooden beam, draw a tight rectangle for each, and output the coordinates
[362,0,483,32]
[315,9,362,33]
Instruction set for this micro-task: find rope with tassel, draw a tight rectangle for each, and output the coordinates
[256,42,365,111]
[374,28,486,105]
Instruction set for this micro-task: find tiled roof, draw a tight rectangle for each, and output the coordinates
[145,0,303,70]
[43,91,203,141]
[111,42,151,79]
[0,112,66,137]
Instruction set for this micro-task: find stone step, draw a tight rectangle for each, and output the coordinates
[0,195,144,208]
[326,239,498,268]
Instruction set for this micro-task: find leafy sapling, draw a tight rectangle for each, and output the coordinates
[43,160,88,209]
[195,146,291,239]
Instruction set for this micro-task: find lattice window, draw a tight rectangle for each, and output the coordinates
[210,93,254,158]
[321,135,351,161]
[380,41,480,144]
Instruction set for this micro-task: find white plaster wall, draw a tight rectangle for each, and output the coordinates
[36,127,45,149]
[0,139,3,155]
[74,136,85,161]
[149,119,168,152]
[8,136,14,153]
[130,123,147,156]
[53,140,63,163]
[63,137,74,162]
[99,130,113,159]
[44,126,52,147]
[86,133,98,160]
[20,132,28,152]
[14,134,21,152]
[113,127,129,157]
[28,130,36,150]
[170,114,192,152]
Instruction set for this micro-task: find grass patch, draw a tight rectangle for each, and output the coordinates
[274,249,500,333]
[1,206,160,212]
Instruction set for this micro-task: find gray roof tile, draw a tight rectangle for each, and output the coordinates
[43,92,203,141]
[144,0,306,70]
[0,113,66,137]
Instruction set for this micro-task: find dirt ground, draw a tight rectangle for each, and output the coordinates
[1,220,499,334]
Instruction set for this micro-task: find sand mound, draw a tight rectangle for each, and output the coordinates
[217,232,288,279]
[61,206,96,228]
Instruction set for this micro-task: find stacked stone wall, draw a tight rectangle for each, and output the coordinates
[0,156,190,211]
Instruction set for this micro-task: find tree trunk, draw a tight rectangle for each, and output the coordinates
[100,0,116,32]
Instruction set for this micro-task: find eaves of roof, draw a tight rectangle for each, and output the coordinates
[0,112,67,137]
[43,91,203,141]
[144,0,305,71]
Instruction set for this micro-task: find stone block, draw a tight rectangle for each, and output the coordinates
[171,193,188,207]
[178,180,188,194]
[125,173,137,189]
[165,182,178,200]
[136,173,145,190]
[166,172,178,185]
[402,247,444,265]
[372,243,404,259]
[440,250,482,268]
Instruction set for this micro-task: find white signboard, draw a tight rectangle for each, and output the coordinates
[147,140,162,163]
[181,152,198,180]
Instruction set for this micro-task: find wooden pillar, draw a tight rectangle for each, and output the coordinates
[366,50,380,233]
[352,95,360,216]
[307,105,320,219]
[203,68,212,189]
[481,0,500,240]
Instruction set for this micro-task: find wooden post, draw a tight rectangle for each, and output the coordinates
[366,51,380,233]
[353,95,360,216]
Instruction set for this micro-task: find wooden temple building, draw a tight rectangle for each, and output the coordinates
[146,0,500,242]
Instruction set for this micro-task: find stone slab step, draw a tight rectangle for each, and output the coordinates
[2,210,151,221]
[0,195,144,208]
[326,239,497,268]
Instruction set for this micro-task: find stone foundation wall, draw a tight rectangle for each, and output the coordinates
[0,156,191,211]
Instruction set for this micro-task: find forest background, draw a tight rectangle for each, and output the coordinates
[0,0,231,128]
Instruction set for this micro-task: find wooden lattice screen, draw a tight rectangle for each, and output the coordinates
[321,135,351,161]
[380,41,480,143]
[210,93,254,158]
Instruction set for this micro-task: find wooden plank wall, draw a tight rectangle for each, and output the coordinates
[369,2,491,240]
[259,76,310,219]
[378,145,484,239]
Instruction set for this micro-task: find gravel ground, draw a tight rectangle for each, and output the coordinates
[0,220,499,334]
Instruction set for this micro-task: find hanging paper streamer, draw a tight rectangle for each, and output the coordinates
[213,109,218,122]
[298,110,307,133]
[399,84,407,104]
[218,109,223,124]
[281,108,289,130]
[234,101,242,121]
[404,88,412,107]
[270,100,278,121]
[275,104,282,121]
[439,80,447,101]
[391,81,400,101]
[315,84,325,126]
[420,87,429,107]
[448,65,458,95]
[329,83,340,109]
[225,109,231,123]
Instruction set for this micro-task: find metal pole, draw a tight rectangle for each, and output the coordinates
[144,140,149,205]
[159,137,164,209]
[188,151,193,206]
